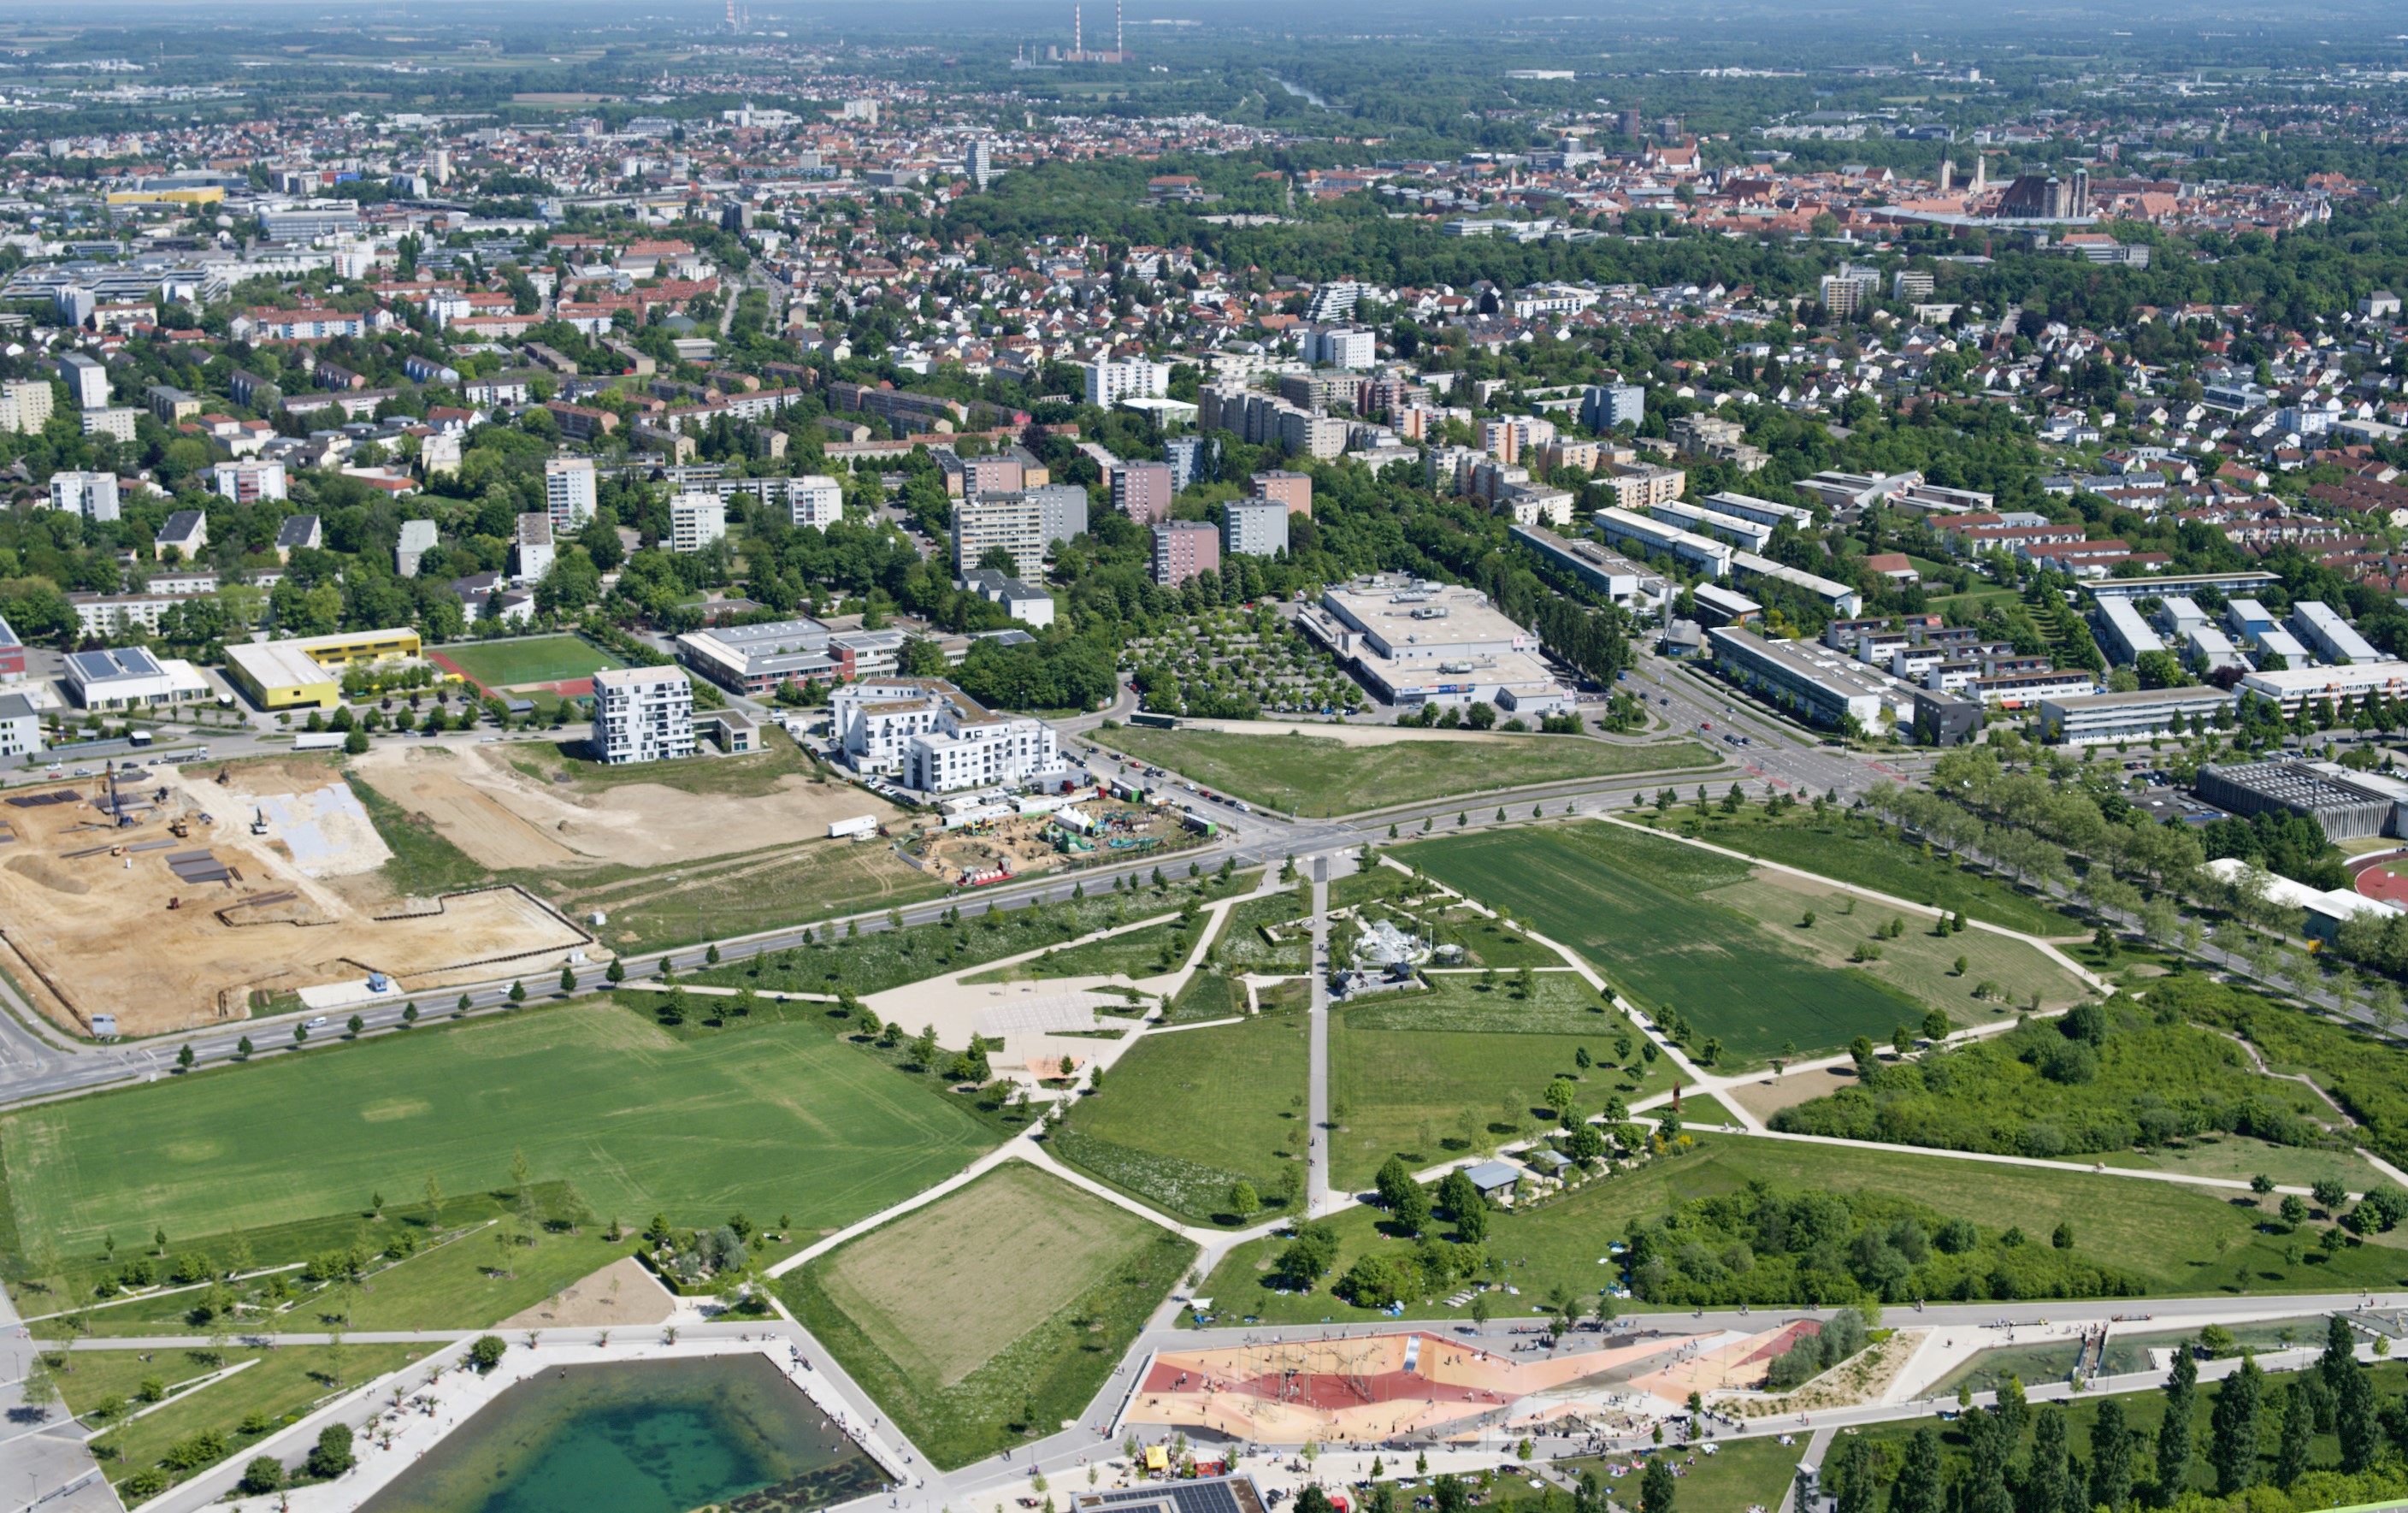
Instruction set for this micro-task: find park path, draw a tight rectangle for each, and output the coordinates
[1307,860,1334,1217]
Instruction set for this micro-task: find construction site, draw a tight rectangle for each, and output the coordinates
[0,758,593,1040]
[906,794,1207,889]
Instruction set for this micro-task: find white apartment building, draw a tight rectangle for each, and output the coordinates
[545,456,599,531]
[670,492,728,553]
[1301,328,1376,369]
[57,352,109,410]
[48,470,120,522]
[591,665,695,765]
[206,458,288,504]
[950,489,1047,576]
[790,473,844,529]
[1082,357,1172,408]
[829,677,1060,793]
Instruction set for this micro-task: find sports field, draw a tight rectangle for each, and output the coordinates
[0,1002,997,1261]
[787,1162,1193,1468]
[1402,823,1928,1061]
[430,635,622,694]
[1054,1014,1309,1221]
[1098,727,1715,817]
[1330,974,1673,1189]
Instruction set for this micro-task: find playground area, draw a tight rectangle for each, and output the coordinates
[0,760,593,1037]
[905,795,1201,888]
[1125,1329,1743,1443]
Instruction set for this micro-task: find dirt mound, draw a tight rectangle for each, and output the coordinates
[6,855,88,895]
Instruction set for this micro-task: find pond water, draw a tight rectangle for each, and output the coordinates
[361,1356,888,1513]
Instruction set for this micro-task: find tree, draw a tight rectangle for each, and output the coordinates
[2313,1177,2348,1213]
[176,1043,195,1071]
[343,727,369,755]
[1639,1458,1675,1513]
[1887,1426,1945,1513]
[1831,1438,1877,1513]
[2208,1352,2263,1496]
[2088,1395,2135,1511]
[306,1421,356,1479]
[507,979,527,1005]
[2275,1380,2312,1488]
[1392,1177,1431,1237]
[1227,1181,1260,1221]
[236,1036,251,1059]
[469,1334,508,1372]
[560,965,577,994]
[606,958,625,984]
[2027,1405,2074,1513]
[346,1014,363,1038]
[239,1455,284,1494]
[2159,1341,2198,1497]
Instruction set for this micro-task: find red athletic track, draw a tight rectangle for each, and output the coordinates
[2352,852,2408,908]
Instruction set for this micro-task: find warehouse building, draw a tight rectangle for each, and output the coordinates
[1705,626,1893,731]
[2195,759,2399,842]
[2035,684,2235,745]
[2288,601,2381,665]
[1300,576,1572,716]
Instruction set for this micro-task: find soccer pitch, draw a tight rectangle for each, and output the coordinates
[1402,823,1930,1061]
[433,635,623,691]
[0,1004,997,1260]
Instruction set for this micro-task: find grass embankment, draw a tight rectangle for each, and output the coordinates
[1098,726,1716,817]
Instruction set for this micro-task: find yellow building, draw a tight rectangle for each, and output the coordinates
[104,187,226,208]
[223,628,422,710]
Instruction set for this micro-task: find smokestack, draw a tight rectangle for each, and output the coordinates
[1074,1,1082,56]
[1116,0,1123,58]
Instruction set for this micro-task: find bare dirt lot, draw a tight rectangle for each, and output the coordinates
[351,744,909,870]
[0,762,590,1039]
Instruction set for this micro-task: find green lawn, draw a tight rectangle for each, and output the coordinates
[1402,824,1929,1061]
[1212,884,1315,973]
[1053,1015,1311,1223]
[699,871,1252,1000]
[963,919,1196,984]
[72,1343,426,1492]
[1330,975,1672,1190]
[1502,1439,1803,1513]
[434,635,622,692]
[781,1163,1192,1469]
[0,999,998,1292]
[1635,807,2080,937]
[1194,1133,2408,1327]
[1163,971,1246,1025]
[1097,727,1717,817]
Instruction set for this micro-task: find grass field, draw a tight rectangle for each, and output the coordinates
[784,1162,1193,1469]
[1634,807,2080,937]
[434,636,622,692]
[1330,975,1673,1190]
[70,1342,425,1492]
[702,872,1253,1001]
[1500,1439,1803,1513]
[1097,727,1717,817]
[1163,971,1246,1025]
[1402,824,1930,1061]
[0,1001,998,1274]
[1211,884,1315,973]
[1054,1015,1310,1222]
[1194,1133,2408,1327]
[964,919,1195,984]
